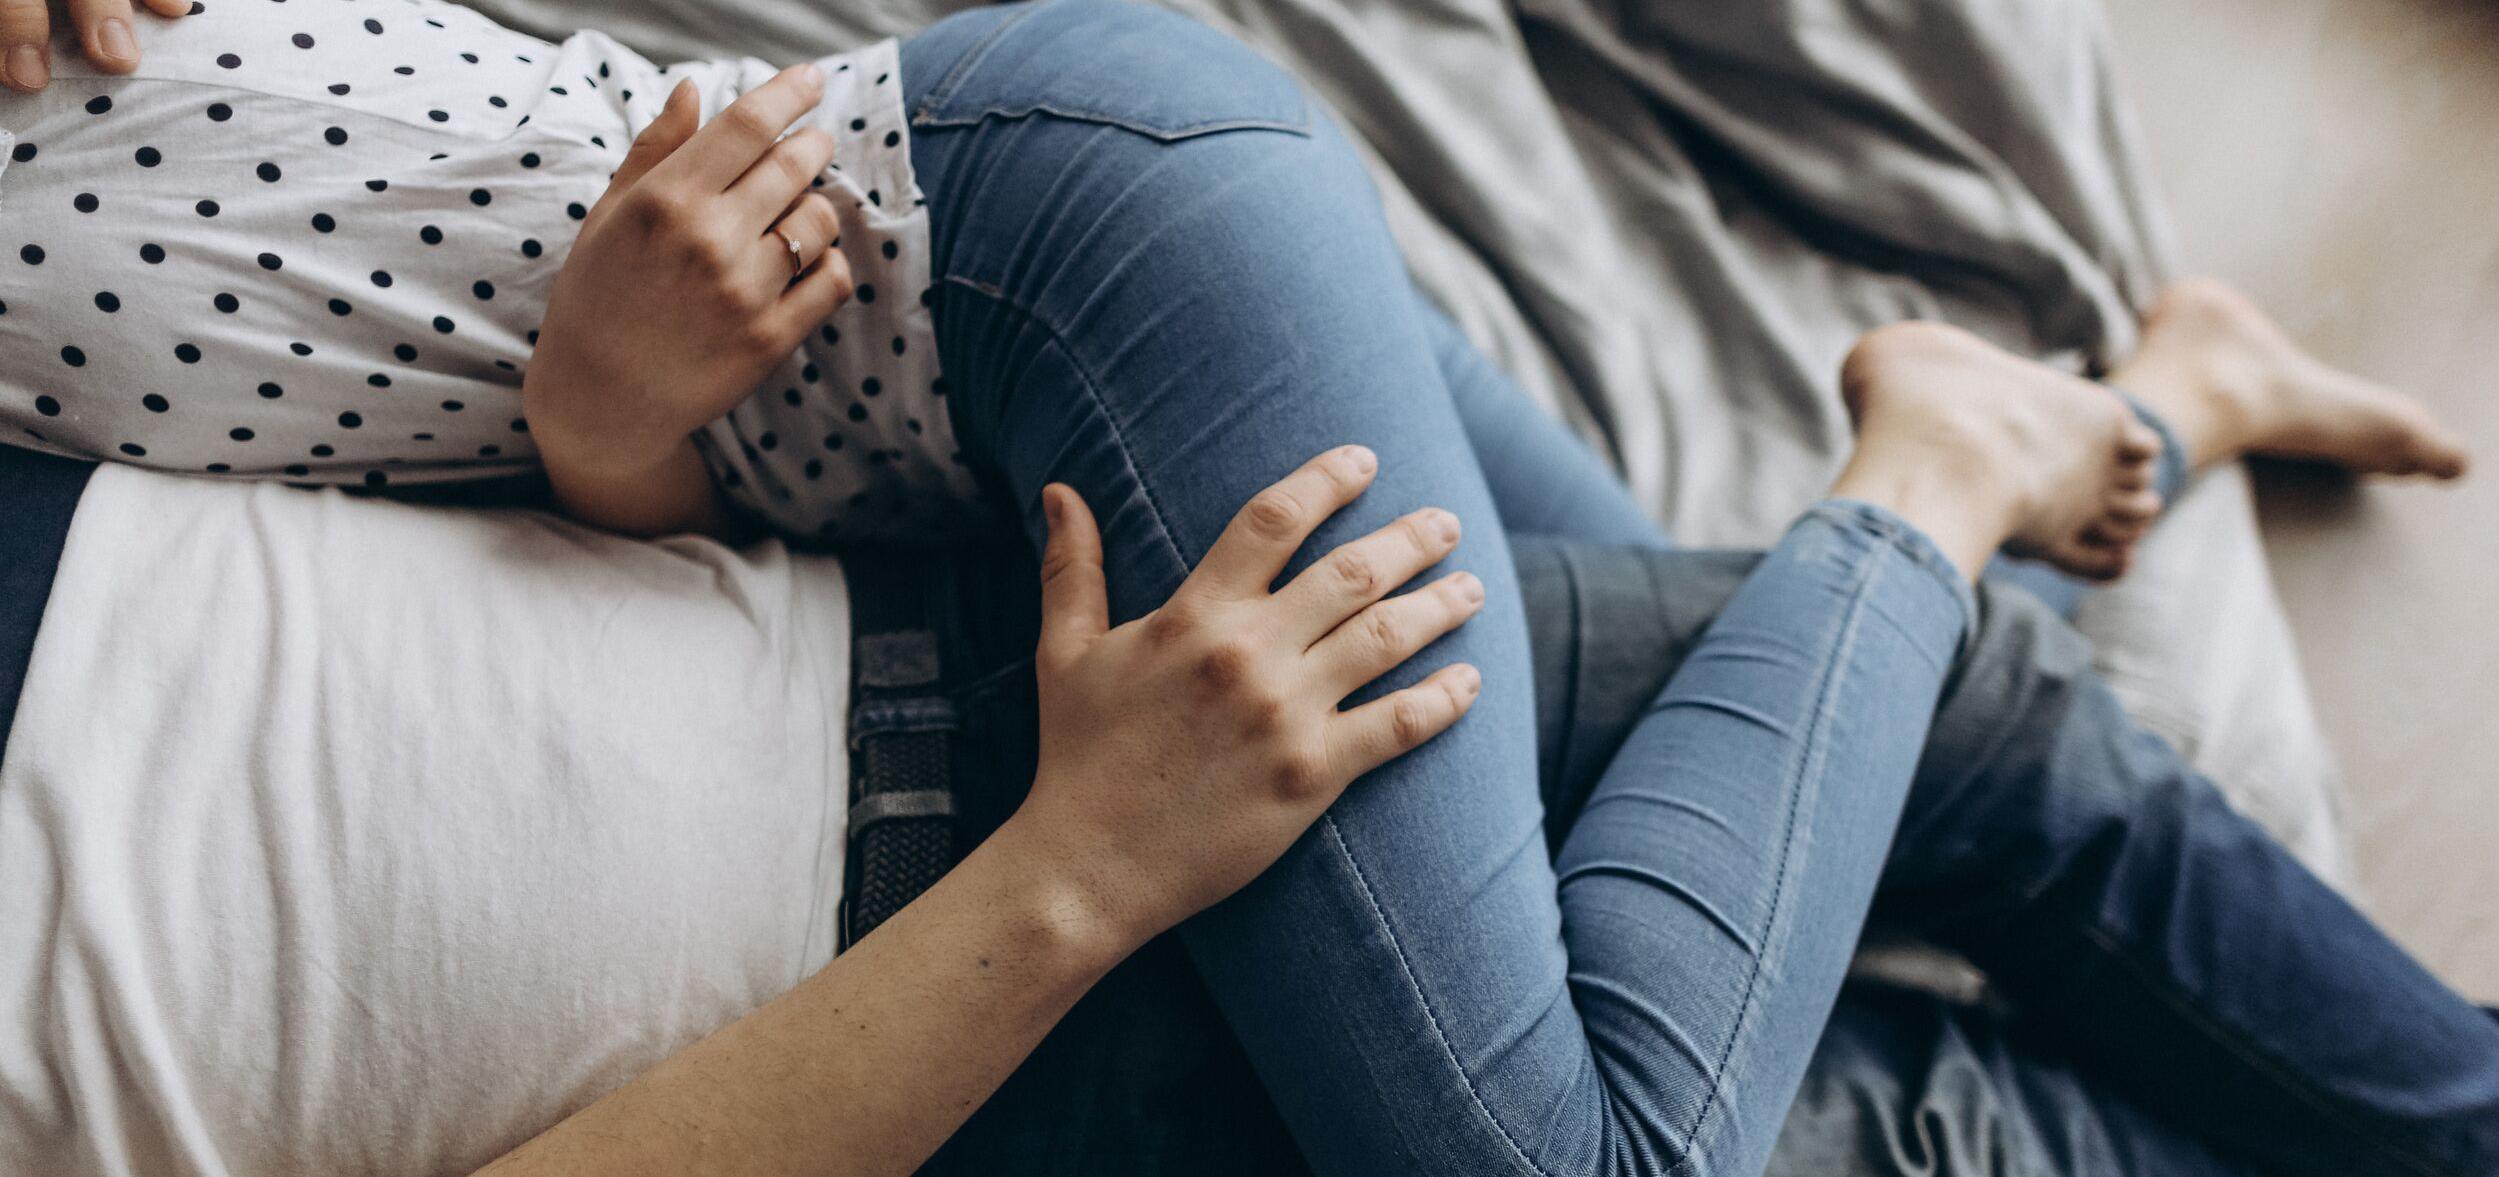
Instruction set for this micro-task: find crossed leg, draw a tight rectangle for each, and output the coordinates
[1515,536,2499,1176]
[899,6,2483,1174]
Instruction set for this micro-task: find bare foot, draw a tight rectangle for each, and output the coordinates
[2115,277,2471,479]
[1833,322,2165,582]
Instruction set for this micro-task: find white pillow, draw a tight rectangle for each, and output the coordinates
[0,465,851,1177]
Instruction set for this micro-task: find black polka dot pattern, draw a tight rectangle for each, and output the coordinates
[0,8,963,531]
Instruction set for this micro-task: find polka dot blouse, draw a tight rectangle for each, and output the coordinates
[0,0,978,542]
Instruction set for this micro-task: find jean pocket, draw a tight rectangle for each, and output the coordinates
[911,0,1310,143]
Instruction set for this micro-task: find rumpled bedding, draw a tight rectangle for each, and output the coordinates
[454,0,2352,880]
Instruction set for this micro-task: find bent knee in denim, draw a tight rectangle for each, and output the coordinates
[909,0,1311,143]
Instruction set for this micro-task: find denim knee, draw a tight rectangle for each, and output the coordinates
[900,0,1410,480]
[904,0,1312,144]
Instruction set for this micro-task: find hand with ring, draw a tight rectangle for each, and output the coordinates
[523,66,855,500]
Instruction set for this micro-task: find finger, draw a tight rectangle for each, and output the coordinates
[1269,506,1461,646]
[728,127,836,234]
[656,63,825,193]
[67,0,138,74]
[136,0,190,17]
[1037,484,1109,668]
[587,79,699,229]
[762,189,841,282]
[1,0,52,93]
[1327,663,1482,780]
[767,232,854,334]
[1186,446,1378,603]
[1312,571,1484,695]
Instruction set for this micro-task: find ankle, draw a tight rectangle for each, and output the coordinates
[1827,436,2018,582]
[2111,349,2262,470]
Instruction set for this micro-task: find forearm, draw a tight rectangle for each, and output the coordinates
[476,817,1138,1177]
[537,430,744,541]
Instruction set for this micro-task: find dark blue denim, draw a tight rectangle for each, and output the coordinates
[0,446,94,760]
[1519,542,2499,1177]
[894,3,2499,1175]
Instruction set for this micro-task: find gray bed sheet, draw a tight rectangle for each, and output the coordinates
[455,0,2350,880]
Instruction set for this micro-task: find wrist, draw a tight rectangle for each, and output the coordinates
[537,424,697,495]
[521,360,688,476]
[529,410,685,489]
[981,810,1163,971]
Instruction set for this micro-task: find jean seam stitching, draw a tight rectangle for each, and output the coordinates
[2078,921,2451,1177]
[909,3,1039,124]
[934,274,1193,581]
[1320,816,1550,1177]
[1672,529,1884,1176]
[904,7,1312,140]
[913,104,1311,142]
[1554,545,1588,814]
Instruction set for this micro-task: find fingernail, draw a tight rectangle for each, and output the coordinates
[1041,485,1064,527]
[6,45,47,91]
[1343,445,1377,475]
[1431,509,1460,543]
[1455,572,1484,605]
[98,18,137,63]
[798,62,824,87]
[1457,664,1482,695]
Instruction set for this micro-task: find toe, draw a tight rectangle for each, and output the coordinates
[2085,516,2151,549]
[2114,417,2164,463]
[2107,488,2162,524]
[2419,434,2472,481]
[2055,540,2132,583]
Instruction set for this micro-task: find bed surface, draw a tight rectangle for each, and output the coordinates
[462,0,2354,916]
[2108,0,2499,998]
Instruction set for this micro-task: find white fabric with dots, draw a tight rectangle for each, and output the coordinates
[0,465,853,1176]
[0,0,978,541]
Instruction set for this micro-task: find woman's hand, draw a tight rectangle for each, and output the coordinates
[478,451,1482,1177]
[1,0,189,93]
[522,66,852,535]
[1004,447,1487,948]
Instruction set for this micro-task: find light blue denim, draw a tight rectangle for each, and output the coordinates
[897,4,2499,1175]
[905,4,1965,1172]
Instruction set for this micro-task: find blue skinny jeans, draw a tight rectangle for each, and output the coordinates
[898,3,2499,1174]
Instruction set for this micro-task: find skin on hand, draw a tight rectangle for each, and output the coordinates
[474,456,1484,1177]
[521,66,853,536]
[1,0,192,93]
[1009,446,1488,945]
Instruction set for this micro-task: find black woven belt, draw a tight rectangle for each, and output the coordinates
[839,553,964,952]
